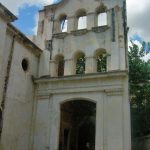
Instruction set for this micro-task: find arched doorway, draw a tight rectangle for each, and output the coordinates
[59,100,96,150]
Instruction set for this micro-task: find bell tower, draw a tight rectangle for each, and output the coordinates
[34,0,131,150]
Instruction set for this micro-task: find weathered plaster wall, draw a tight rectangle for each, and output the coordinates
[0,32,40,150]
[33,0,130,150]
[39,50,50,77]
[35,0,127,77]
[0,17,7,106]
[33,72,131,150]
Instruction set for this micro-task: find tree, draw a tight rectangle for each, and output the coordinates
[129,41,150,138]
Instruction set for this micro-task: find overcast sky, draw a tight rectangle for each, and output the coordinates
[1,0,150,43]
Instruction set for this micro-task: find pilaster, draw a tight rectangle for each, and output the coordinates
[64,58,74,76]
[85,56,97,74]
[87,13,95,30]
[50,60,57,77]
[67,16,75,32]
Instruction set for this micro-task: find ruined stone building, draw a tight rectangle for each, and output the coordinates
[0,0,131,150]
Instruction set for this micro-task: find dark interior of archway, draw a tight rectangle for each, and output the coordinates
[59,100,96,150]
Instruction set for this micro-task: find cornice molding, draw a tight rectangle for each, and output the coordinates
[0,3,17,22]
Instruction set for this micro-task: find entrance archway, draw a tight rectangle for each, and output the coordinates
[59,100,96,150]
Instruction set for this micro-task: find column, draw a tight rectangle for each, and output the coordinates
[85,56,97,74]
[107,10,112,27]
[104,89,124,150]
[33,95,51,150]
[64,58,75,76]
[87,13,95,30]
[39,50,50,77]
[50,60,57,77]
[49,97,60,150]
[67,16,75,32]
[95,94,104,150]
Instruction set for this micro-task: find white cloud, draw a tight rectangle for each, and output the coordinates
[32,13,39,35]
[127,0,150,42]
[0,0,54,15]
[0,0,55,35]
[128,40,142,49]
[128,40,150,62]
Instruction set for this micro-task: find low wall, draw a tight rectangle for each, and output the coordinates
[132,135,150,150]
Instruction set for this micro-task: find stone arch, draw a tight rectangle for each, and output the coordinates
[96,3,107,14]
[60,97,97,105]
[95,3,107,26]
[54,54,65,77]
[94,49,107,72]
[75,8,87,30]
[75,8,87,17]
[73,51,86,75]
[59,98,96,150]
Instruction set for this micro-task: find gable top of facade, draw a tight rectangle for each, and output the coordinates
[39,0,67,13]
[39,0,125,15]
[0,3,17,22]
[44,0,67,10]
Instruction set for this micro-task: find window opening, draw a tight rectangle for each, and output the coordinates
[22,58,29,72]
[96,3,107,27]
[76,10,87,30]
[78,16,87,30]
[98,12,107,26]
[58,59,65,77]
[76,54,85,74]
[97,53,107,72]
[60,16,68,32]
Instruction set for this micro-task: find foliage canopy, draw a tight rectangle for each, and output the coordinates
[129,41,150,138]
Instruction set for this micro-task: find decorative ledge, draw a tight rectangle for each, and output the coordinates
[71,29,88,36]
[34,70,128,83]
[104,88,123,96]
[53,32,68,39]
[92,26,109,33]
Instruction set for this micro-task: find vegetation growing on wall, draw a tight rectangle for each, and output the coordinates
[97,54,107,72]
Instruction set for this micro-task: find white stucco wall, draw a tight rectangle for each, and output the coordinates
[0,33,40,150]
[33,72,131,150]
[36,0,127,77]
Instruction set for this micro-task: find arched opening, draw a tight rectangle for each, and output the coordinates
[98,12,107,26]
[96,4,107,26]
[76,9,87,30]
[59,100,96,150]
[75,52,85,74]
[95,49,107,72]
[55,55,65,77]
[59,14,68,32]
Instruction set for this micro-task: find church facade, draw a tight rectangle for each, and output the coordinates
[0,0,131,150]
